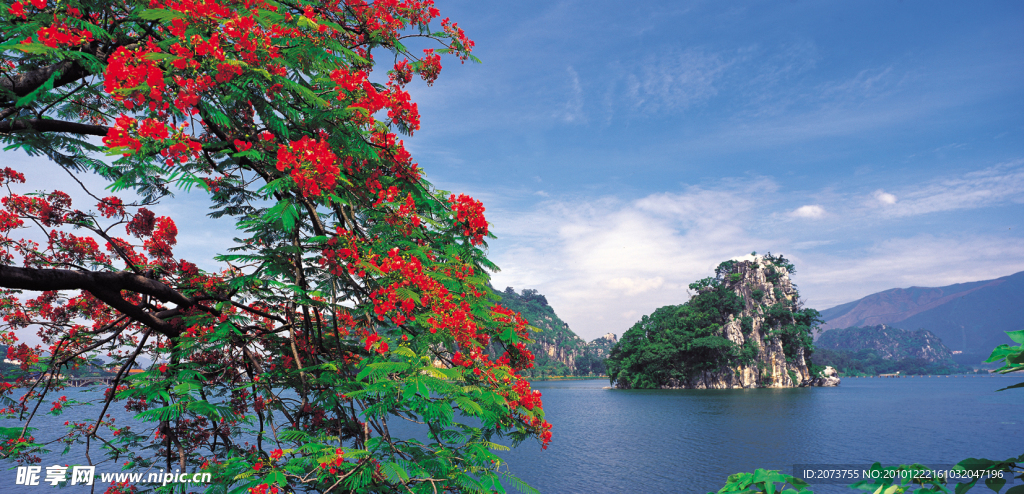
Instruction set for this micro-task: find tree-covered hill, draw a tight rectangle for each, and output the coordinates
[812,325,975,375]
[492,287,613,377]
[817,324,953,362]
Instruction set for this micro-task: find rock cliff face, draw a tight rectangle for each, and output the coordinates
[531,322,585,370]
[664,256,820,389]
[588,333,618,358]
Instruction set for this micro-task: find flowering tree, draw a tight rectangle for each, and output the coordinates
[0,0,550,492]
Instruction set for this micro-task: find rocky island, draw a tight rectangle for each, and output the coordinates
[607,254,838,389]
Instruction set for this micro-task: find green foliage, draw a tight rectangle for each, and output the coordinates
[715,260,738,278]
[762,252,795,274]
[606,277,745,388]
[985,329,1024,391]
[740,316,755,335]
[607,255,818,389]
[0,1,553,491]
[817,325,956,362]
[710,469,812,494]
[492,286,614,377]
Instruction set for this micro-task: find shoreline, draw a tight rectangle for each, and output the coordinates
[529,375,608,382]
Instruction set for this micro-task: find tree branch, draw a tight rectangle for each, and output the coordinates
[0,265,194,337]
[1,59,91,99]
[0,118,109,136]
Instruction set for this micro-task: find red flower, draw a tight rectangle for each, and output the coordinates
[448,194,488,244]
[275,136,339,197]
[126,208,156,238]
[97,197,125,218]
[8,3,25,18]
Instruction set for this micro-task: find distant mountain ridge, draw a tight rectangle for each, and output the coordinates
[812,325,971,375]
[819,271,1024,359]
[816,325,953,363]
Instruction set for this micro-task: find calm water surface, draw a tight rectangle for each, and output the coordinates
[2,376,1022,493]
[498,376,1023,493]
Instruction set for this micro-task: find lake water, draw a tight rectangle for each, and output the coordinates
[497,376,1024,493]
[2,375,1022,493]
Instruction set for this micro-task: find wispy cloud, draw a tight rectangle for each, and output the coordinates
[797,234,1024,309]
[623,48,734,113]
[558,66,586,123]
[880,160,1024,217]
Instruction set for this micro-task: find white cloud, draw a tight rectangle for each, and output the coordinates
[487,183,775,340]
[874,189,898,205]
[791,204,826,218]
[797,234,1024,310]
[607,276,665,295]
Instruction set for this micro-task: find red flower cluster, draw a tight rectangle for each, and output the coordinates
[0,167,25,185]
[448,194,488,244]
[36,19,94,48]
[419,49,442,85]
[276,136,340,198]
[103,115,144,155]
[440,17,475,61]
[347,0,441,40]
[8,0,47,19]
[104,45,167,112]
[123,210,177,260]
[126,208,156,238]
[97,197,126,218]
[248,484,280,494]
[363,333,388,354]
[6,343,40,371]
[103,115,200,165]
[329,68,420,132]
[50,395,68,412]
[1,190,72,227]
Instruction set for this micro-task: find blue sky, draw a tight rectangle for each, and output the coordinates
[5,1,1023,341]
[405,0,1024,339]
